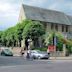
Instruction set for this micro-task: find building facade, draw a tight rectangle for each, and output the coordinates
[19,4,72,41]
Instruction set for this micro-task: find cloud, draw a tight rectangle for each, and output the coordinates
[0,1,20,30]
[0,0,72,30]
[0,1,19,17]
[24,0,48,7]
[0,2,11,12]
[45,0,72,15]
[48,3,59,10]
[65,2,72,10]
[0,15,18,30]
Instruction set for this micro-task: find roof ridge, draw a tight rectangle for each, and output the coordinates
[22,4,65,14]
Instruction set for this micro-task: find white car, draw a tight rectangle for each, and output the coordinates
[30,50,49,59]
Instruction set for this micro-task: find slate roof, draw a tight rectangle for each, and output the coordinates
[67,15,72,24]
[20,4,72,25]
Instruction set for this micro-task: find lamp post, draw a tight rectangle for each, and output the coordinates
[53,32,57,59]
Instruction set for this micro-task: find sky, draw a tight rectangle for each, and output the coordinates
[0,0,72,30]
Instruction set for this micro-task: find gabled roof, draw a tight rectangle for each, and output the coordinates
[19,4,72,25]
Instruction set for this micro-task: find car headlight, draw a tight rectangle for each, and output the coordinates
[39,54,43,57]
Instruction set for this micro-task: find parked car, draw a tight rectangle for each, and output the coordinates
[30,50,50,59]
[1,48,13,56]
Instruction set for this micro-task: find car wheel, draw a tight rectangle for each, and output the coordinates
[32,56,36,59]
[38,56,41,59]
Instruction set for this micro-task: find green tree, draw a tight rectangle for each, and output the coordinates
[5,27,18,47]
[0,31,2,42]
[0,19,45,47]
[22,21,45,47]
[0,31,3,46]
[15,19,31,47]
[1,31,7,46]
[44,31,72,52]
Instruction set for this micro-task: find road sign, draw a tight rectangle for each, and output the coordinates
[48,45,56,52]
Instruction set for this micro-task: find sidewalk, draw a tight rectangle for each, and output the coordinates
[50,57,72,60]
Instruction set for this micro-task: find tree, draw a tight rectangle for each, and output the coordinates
[44,31,72,52]
[0,19,45,47]
[0,31,3,46]
[15,19,31,47]
[1,31,7,46]
[5,27,18,47]
[22,21,45,47]
[0,31,2,42]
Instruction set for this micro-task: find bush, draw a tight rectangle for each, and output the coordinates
[66,44,72,54]
[32,47,47,51]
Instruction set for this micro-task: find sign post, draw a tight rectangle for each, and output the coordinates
[48,45,56,60]
[54,36,57,60]
[48,45,56,52]
[52,34,57,60]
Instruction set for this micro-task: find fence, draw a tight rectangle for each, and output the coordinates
[50,51,64,57]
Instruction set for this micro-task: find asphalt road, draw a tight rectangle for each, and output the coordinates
[0,56,72,72]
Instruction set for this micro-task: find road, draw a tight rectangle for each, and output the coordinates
[0,56,72,72]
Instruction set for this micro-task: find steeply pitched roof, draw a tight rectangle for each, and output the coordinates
[67,15,72,24]
[20,4,72,25]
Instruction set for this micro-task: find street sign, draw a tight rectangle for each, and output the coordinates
[48,45,56,52]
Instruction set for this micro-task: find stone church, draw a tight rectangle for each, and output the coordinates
[19,4,72,47]
[19,4,72,34]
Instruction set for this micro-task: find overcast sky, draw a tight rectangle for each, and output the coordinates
[0,0,72,30]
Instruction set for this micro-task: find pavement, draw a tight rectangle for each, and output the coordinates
[50,57,72,60]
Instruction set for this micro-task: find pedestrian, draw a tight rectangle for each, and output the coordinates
[26,50,30,59]
[25,38,29,50]
[25,37,30,59]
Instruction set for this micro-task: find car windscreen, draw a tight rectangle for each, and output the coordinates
[36,50,47,54]
[4,49,12,53]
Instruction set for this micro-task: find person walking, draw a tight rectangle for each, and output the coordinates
[25,37,32,60]
[25,37,30,59]
[25,38,29,50]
